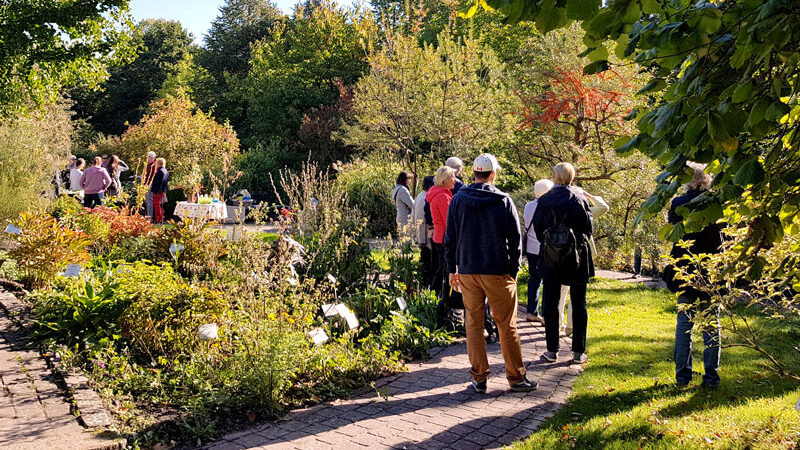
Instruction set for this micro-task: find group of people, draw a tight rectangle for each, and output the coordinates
[61,151,170,223]
[391,154,723,392]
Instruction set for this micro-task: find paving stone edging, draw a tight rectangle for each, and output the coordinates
[0,289,118,433]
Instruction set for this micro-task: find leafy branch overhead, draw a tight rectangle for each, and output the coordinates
[467,0,800,278]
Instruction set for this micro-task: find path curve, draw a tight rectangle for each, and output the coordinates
[205,308,581,450]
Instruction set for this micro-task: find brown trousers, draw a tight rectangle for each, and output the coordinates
[459,274,526,385]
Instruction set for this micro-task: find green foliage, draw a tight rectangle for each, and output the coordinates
[9,212,92,289]
[242,3,375,148]
[334,155,402,236]
[476,0,800,277]
[0,0,134,117]
[156,220,227,280]
[73,19,196,135]
[341,30,513,191]
[234,140,299,195]
[0,103,73,221]
[377,310,451,360]
[118,96,240,190]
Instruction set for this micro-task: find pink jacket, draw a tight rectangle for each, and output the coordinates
[426,185,453,244]
[80,166,112,195]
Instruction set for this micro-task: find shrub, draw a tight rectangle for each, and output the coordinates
[377,311,451,360]
[49,195,83,221]
[334,156,402,237]
[155,220,227,279]
[8,212,92,289]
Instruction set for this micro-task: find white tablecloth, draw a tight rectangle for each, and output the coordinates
[174,202,228,220]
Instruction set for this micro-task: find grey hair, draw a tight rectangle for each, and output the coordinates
[445,156,464,175]
[147,151,156,159]
[686,162,712,191]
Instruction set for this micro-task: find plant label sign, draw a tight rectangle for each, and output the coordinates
[308,328,328,345]
[322,303,339,317]
[335,304,359,329]
[796,396,800,412]
[198,323,218,340]
[396,297,407,311]
[169,243,184,257]
[4,224,21,235]
[64,264,82,277]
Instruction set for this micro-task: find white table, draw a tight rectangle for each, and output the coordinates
[174,201,228,221]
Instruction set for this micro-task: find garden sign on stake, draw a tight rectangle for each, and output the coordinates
[308,328,329,345]
[4,224,20,235]
[396,297,407,311]
[63,264,82,277]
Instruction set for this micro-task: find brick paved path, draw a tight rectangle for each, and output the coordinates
[0,294,119,450]
[205,308,581,450]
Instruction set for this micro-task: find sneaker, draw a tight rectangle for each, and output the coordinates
[525,313,544,324]
[510,377,538,392]
[541,351,557,362]
[472,379,487,394]
[572,352,588,364]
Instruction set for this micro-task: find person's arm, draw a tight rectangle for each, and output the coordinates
[401,188,414,212]
[80,170,87,189]
[667,197,684,225]
[119,160,129,172]
[532,203,549,243]
[151,171,163,193]
[506,198,522,277]
[102,168,112,188]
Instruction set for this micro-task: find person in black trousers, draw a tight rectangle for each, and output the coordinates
[532,162,594,364]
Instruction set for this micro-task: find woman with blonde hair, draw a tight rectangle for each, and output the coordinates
[150,158,169,223]
[532,162,594,364]
[427,166,457,302]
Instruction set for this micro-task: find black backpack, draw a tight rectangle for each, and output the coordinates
[539,209,579,276]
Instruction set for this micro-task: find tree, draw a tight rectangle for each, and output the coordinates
[468,0,800,278]
[72,19,195,136]
[197,0,285,130]
[118,96,240,194]
[0,0,134,117]
[242,3,376,149]
[341,31,514,194]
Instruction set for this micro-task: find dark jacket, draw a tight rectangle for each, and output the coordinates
[665,189,723,298]
[150,168,169,194]
[444,183,521,277]
[451,178,465,195]
[532,185,594,285]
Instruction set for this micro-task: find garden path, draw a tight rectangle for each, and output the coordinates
[204,308,581,450]
[0,292,121,450]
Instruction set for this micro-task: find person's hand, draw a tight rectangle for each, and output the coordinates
[449,273,460,290]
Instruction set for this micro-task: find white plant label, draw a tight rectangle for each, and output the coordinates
[326,273,337,284]
[4,224,21,235]
[63,264,82,277]
[309,328,329,345]
[343,311,359,329]
[322,303,339,317]
[396,297,407,311]
[795,396,800,412]
[198,323,218,340]
[287,277,298,286]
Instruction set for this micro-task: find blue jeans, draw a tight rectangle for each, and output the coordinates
[674,295,721,386]
[526,254,542,315]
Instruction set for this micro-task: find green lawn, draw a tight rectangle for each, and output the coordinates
[515,278,800,449]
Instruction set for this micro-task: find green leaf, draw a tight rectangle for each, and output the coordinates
[641,0,662,14]
[764,101,791,122]
[731,81,752,104]
[747,256,767,280]
[566,0,600,20]
[706,112,729,141]
[683,116,706,144]
[733,159,765,186]
[747,97,770,127]
[535,0,569,33]
[583,60,609,74]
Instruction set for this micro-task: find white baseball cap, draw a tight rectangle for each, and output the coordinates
[473,153,501,172]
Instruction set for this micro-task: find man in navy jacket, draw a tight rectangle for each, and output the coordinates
[444,153,536,393]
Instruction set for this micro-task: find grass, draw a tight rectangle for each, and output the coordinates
[514,278,800,449]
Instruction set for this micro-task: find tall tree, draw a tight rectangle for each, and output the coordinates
[341,31,514,194]
[0,0,134,117]
[197,0,285,130]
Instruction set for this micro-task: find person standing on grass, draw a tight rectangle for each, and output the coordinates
[532,162,594,364]
[445,156,466,195]
[522,179,555,324]
[69,158,85,192]
[414,175,435,287]
[391,171,415,237]
[144,151,157,218]
[665,164,723,389]
[80,156,112,208]
[444,153,536,393]
[151,158,169,224]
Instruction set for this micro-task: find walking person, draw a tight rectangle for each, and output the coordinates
[107,155,129,196]
[559,188,609,337]
[522,179,554,324]
[69,158,85,192]
[151,158,169,224]
[532,162,594,364]
[414,176,435,288]
[80,156,113,208]
[144,151,157,218]
[391,171,415,238]
[665,164,723,388]
[444,153,536,393]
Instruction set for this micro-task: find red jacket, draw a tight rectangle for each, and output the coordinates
[426,185,453,244]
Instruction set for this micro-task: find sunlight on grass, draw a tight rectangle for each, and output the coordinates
[515,278,800,449]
